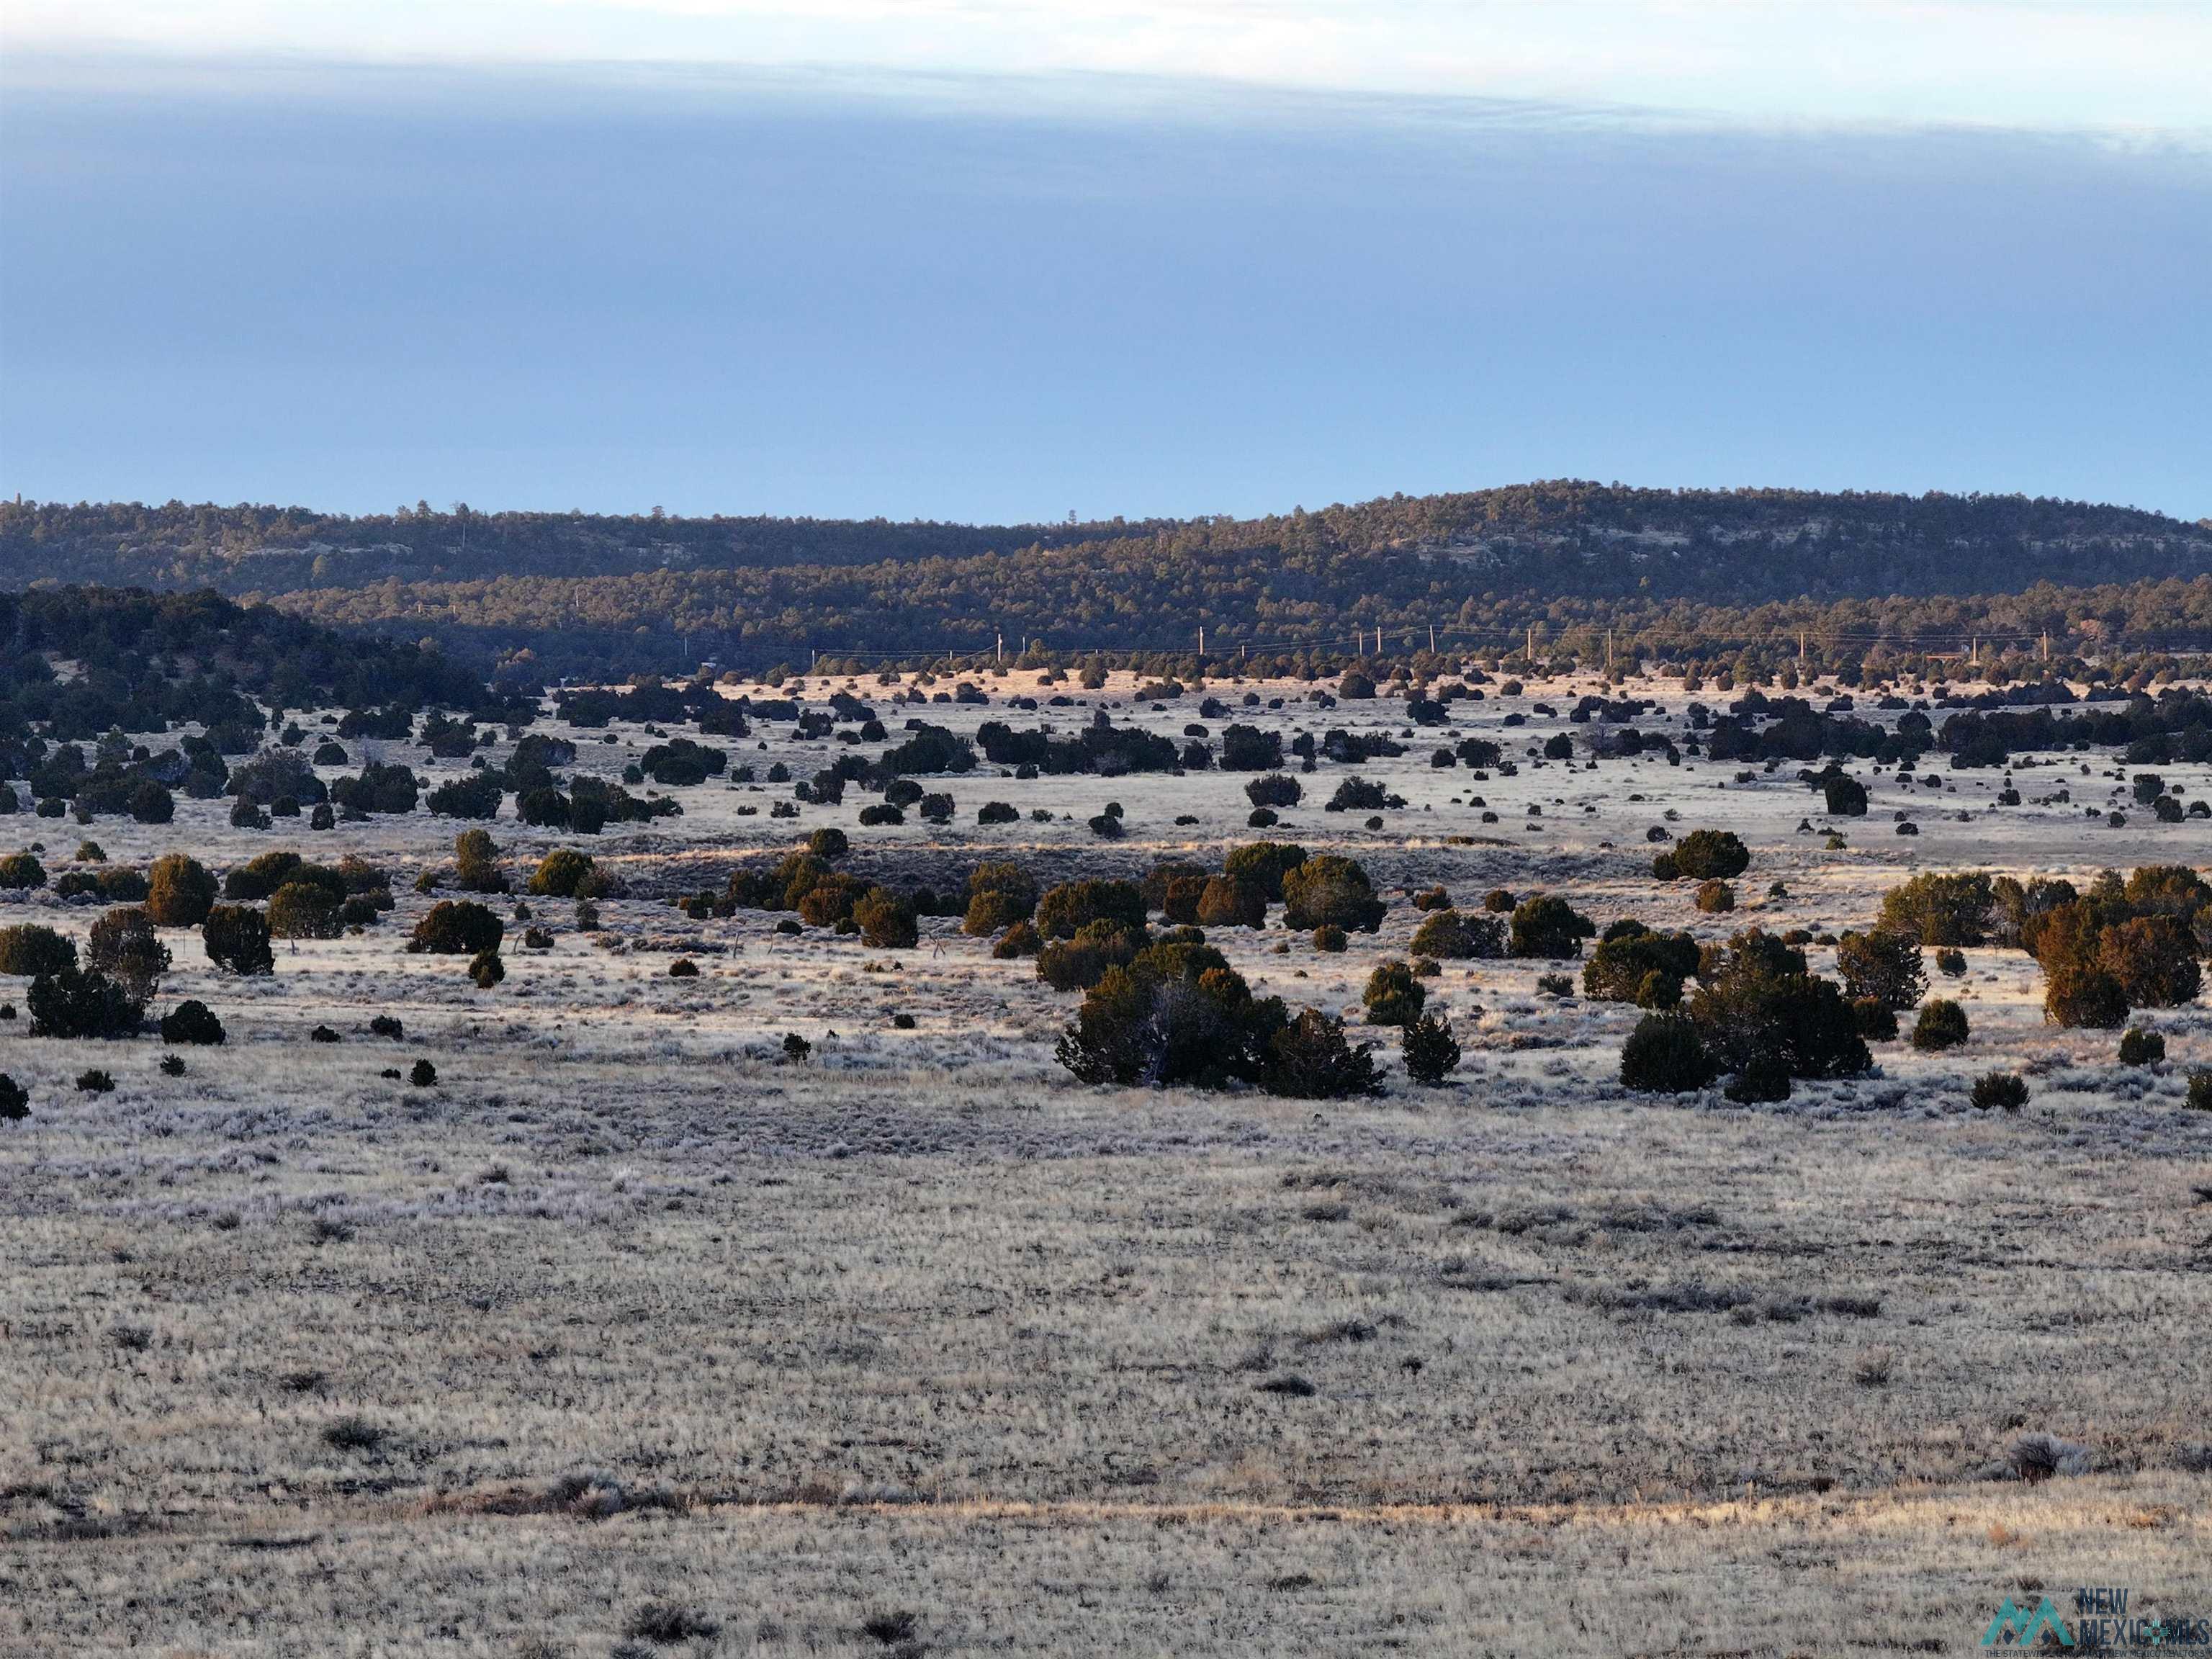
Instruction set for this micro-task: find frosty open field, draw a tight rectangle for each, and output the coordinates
[4,668,2210,1655]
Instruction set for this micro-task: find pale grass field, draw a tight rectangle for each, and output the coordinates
[4,670,2211,1654]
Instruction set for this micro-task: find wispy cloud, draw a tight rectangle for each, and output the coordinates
[12,1,2211,139]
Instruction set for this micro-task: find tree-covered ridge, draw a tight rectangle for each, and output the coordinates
[263,557,2212,680]
[0,499,1100,590]
[5,484,2203,595]
[8,485,2208,675]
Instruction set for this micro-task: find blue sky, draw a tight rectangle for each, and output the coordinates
[3,6,2208,521]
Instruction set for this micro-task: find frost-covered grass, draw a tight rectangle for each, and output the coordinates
[4,668,2211,1652]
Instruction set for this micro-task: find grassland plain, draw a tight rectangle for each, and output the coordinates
[3,670,2210,1655]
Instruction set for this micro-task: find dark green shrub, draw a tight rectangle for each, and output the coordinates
[1244,773,1302,809]
[1619,1013,1717,1093]
[1220,724,1284,770]
[1877,871,1995,945]
[91,866,148,902]
[145,853,217,926]
[1038,921,1146,992]
[28,967,144,1038]
[1223,841,1307,902]
[1725,1056,1792,1103]
[963,888,1030,935]
[1656,829,1750,881]
[1688,948,1870,1082]
[76,1068,114,1094]
[1401,1013,1460,1085]
[1036,879,1146,940]
[1582,924,1699,1005]
[1910,998,1970,1051]
[1694,879,1735,914]
[527,848,595,898]
[469,950,505,989]
[1280,855,1385,932]
[0,853,48,889]
[1159,873,1208,925]
[130,781,175,824]
[855,888,919,949]
[160,999,226,1046]
[1822,772,1869,816]
[1852,997,1899,1040]
[1508,894,1596,958]
[332,763,421,816]
[1261,1010,1383,1099]
[408,900,503,956]
[2118,1027,2165,1066]
[0,924,76,977]
[409,1058,437,1087]
[1835,930,1927,1010]
[2044,966,2128,1030]
[1195,876,1266,930]
[963,861,1038,935]
[2098,916,2200,1007]
[0,1074,25,1121]
[223,850,305,902]
[795,873,870,928]
[86,907,169,999]
[1140,860,1208,912]
[2188,1071,2212,1110]
[1411,909,1505,961]
[269,881,343,940]
[1971,1071,2028,1110]
[1311,925,1348,953]
[1935,946,1967,977]
[1325,775,1390,813]
[1056,948,1290,1089]
[202,905,275,976]
[1362,960,1426,1027]
[992,920,1040,958]
[452,829,507,892]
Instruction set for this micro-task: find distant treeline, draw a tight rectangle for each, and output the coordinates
[6,485,2209,675]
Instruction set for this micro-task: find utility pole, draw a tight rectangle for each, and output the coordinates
[1429,624,1436,653]
[2041,629,2051,662]
[1527,624,1537,662]
[1606,628,1614,673]
[1197,625,1205,657]
[1798,629,1807,665]
[996,631,1003,666]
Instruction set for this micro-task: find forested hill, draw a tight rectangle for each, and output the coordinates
[6,485,2208,673]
